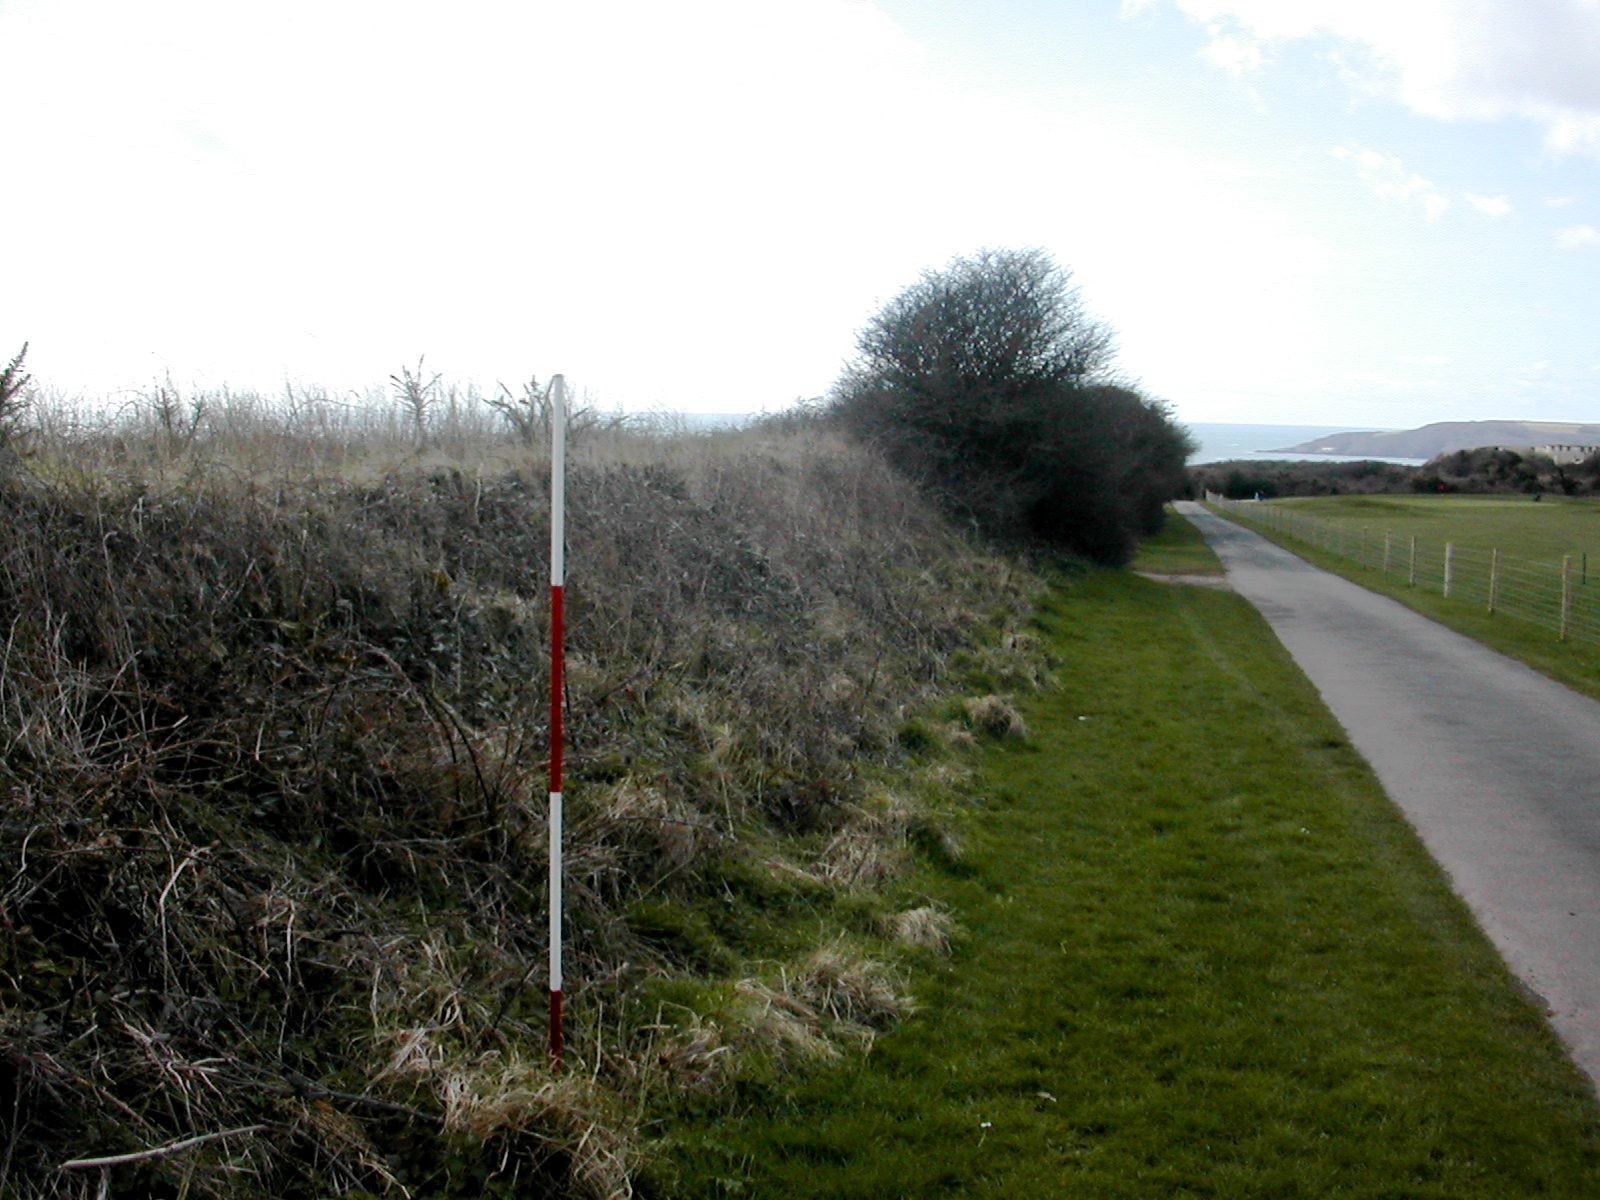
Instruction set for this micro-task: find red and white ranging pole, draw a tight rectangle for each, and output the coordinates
[548,374,567,1068]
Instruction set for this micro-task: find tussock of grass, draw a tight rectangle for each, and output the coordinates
[643,1010,734,1095]
[790,942,907,1031]
[812,811,906,889]
[882,904,956,953]
[962,694,1028,740]
[730,978,842,1064]
[651,567,1600,1197]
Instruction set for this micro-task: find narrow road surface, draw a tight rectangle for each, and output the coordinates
[1175,501,1600,1089]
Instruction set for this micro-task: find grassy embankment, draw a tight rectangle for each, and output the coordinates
[647,513,1600,1198]
[0,392,1052,1199]
[1213,494,1600,702]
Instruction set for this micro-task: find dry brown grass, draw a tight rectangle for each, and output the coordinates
[884,905,957,953]
[790,943,908,1031]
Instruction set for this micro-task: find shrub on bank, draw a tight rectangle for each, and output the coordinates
[828,249,1193,565]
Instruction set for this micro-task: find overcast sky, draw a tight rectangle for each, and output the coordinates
[4,0,1600,428]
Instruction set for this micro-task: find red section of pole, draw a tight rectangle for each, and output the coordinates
[550,585,565,793]
[549,988,564,1065]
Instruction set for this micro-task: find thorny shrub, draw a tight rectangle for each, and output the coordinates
[0,424,1040,1197]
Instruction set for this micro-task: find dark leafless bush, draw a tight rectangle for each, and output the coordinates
[0,342,33,458]
[485,376,637,449]
[141,378,207,452]
[486,376,552,445]
[389,357,441,447]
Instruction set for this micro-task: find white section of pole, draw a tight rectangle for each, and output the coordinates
[551,376,567,588]
[549,791,564,990]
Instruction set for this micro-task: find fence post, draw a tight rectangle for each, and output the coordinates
[1409,536,1417,587]
[1488,548,1498,615]
[1562,555,1573,642]
[1444,542,1454,598]
[1383,531,1392,574]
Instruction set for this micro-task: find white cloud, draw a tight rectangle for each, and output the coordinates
[1557,224,1600,248]
[1332,146,1450,219]
[1546,195,1579,208]
[1199,32,1265,75]
[1466,194,1513,217]
[1515,359,1555,388]
[1139,2,1600,157]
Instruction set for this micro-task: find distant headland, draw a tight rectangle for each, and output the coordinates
[1274,420,1600,460]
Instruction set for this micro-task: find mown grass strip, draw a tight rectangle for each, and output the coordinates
[1130,511,1228,577]
[647,533,1600,1198]
[1211,501,1600,704]
[1270,493,1600,568]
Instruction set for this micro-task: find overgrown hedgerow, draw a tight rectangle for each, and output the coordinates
[828,249,1193,564]
[0,416,1043,1198]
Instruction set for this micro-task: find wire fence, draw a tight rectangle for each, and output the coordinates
[1205,493,1600,647]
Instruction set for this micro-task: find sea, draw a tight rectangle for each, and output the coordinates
[1181,422,1427,467]
[652,415,1427,468]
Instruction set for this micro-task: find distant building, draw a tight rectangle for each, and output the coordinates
[1493,444,1600,465]
[1539,444,1600,464]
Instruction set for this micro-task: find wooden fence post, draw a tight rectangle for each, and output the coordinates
[1562,555,1573,642]
[1444,542,1454,598]
[1488,548,1499,615]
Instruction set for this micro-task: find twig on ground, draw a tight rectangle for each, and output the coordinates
[57,1124,269,1171]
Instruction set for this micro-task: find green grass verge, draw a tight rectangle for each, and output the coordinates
[1132,508,1227,575]
[1212,503,1600,704]
[643,567,1600,1197]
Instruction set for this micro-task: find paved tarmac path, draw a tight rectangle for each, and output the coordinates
[1175,500,1600,1090]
